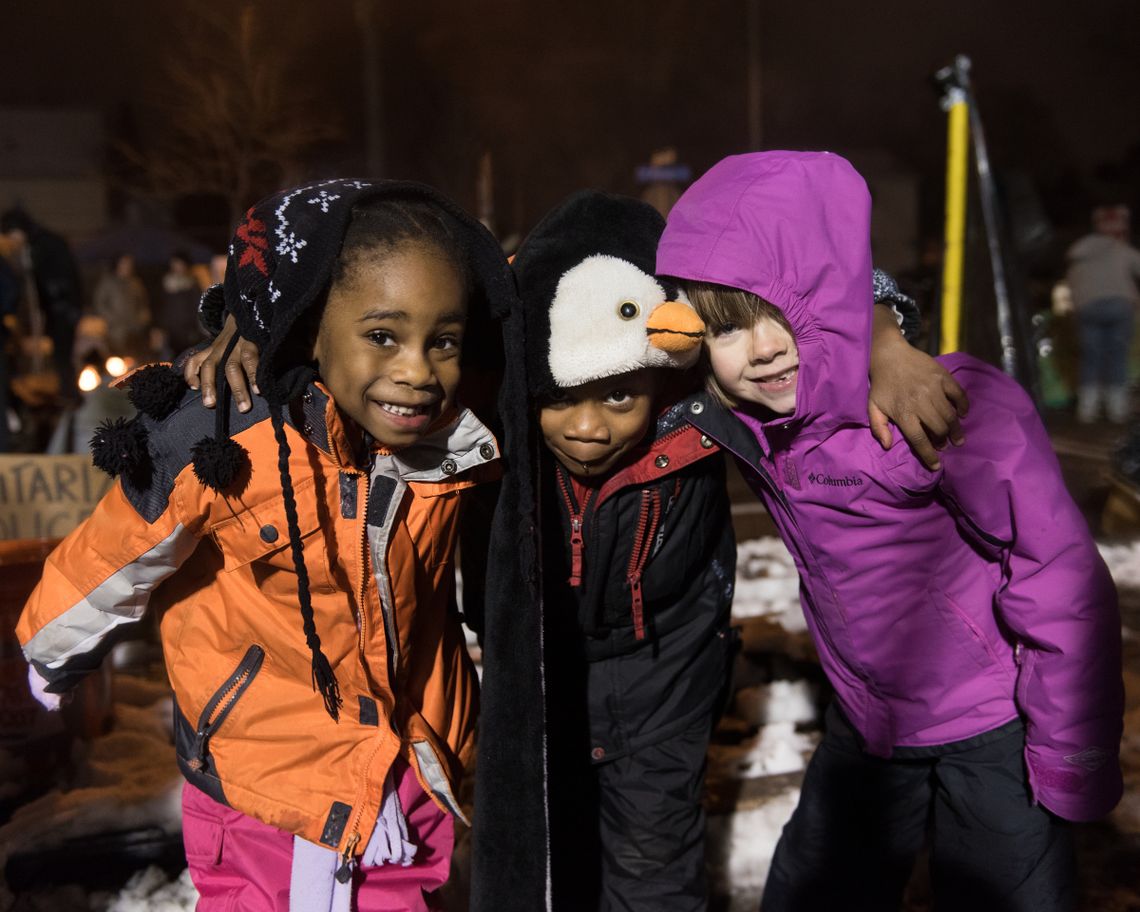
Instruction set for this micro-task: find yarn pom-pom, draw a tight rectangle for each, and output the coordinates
[126,364,187,420]
[91,417,150,480]
[198,284,226,336]
[190,435,249,492]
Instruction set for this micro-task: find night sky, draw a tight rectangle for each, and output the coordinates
[4,0,1139,241]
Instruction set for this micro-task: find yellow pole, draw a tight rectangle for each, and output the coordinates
[940,87,970,354]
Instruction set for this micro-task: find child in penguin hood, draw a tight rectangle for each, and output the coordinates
[512,189,735,911]
[511,189,966,911]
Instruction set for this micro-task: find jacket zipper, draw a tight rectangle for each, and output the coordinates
[188,644,265,771]
[626,487,662,640]
[556,467,594,588]
[358,472,370,666]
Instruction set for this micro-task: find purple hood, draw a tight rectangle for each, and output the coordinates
[656,151,873,436]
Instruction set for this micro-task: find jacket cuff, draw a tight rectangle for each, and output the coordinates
[1027,743,1123,822]
[872,268,922,344]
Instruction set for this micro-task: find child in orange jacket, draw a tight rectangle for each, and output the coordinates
[17,180,532,912]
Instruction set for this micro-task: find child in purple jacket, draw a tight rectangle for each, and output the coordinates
[657,151,1123,911]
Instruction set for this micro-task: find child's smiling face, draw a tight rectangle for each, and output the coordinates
[539,370,656,477]
[706,315,799,415]
[312,243,467,448]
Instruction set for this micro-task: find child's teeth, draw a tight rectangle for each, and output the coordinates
[382,403,421,416]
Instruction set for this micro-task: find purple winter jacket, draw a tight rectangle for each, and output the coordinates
[657,151,1123,822]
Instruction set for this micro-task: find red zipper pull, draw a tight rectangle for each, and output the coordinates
[629,576,645,640]
[569,517,584,587]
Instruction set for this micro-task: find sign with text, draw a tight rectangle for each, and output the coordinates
[0,454,113,541]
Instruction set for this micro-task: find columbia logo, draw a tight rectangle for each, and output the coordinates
[807,472,864,488]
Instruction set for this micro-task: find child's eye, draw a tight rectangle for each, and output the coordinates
[711,322,740,337]
[541,389,572,409]
[433,334,462,353]
[366,329,397,346]
[604,390,633,406]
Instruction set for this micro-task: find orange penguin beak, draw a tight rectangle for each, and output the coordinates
[646,301,705,353]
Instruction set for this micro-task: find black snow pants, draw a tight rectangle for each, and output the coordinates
[548,716,714,912]
[761,704,1077,912]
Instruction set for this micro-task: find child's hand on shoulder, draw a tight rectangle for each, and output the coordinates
[184,314,261,412]
[868,309,968,471]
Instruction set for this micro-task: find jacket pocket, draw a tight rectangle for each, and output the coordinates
[929,589,1007,675]
[210,479,335,592]
[185,644,265,778]
[1014,640,1037,709]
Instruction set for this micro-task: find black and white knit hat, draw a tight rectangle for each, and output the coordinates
[511,190,705,397]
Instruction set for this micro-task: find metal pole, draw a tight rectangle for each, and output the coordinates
[959,60,1019,379]
[938,80,969,355]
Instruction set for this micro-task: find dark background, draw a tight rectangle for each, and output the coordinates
[3,0,1139,253]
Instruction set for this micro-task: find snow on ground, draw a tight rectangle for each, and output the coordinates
[1099,540,1140,590]
[732,538,806,632]
[0,673,185,911]
[734,680,818,728]
[104,868,197,912]
[706,788,801,911]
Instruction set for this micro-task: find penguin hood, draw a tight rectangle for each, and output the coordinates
[512,190,705,395]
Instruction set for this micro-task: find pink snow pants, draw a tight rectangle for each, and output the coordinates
[181,758,454,912]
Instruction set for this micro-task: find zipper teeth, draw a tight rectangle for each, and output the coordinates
[208,670,252,727]
[200,646,264,732]
[341,737,387,862]
[627,491,654,578]
[557,468,593,588]
[358,473,370,666]
[626,488,662,640]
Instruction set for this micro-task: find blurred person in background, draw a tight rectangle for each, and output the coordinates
[0,207,85,403]
[46,348,135,455]
[92,253,153,363]
[1065,204,1140,423]
[157,249,208,356]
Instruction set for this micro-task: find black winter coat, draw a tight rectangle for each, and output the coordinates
[542,393,738,765]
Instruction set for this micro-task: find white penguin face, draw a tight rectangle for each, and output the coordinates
[547,254,696,388]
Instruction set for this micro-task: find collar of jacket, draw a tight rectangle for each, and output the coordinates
[308,381,500,481]
[681,391,769,469]
[570,397,722,511]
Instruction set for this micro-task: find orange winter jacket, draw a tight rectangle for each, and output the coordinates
[18,381,497,858]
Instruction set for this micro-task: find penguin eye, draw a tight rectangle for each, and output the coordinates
[618,301,639,320]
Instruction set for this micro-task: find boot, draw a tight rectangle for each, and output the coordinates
[1077,385,1101,424]
[1106,385,1131,424]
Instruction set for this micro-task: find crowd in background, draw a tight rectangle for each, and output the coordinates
[0,206,223,454]
[1,199,1140,460]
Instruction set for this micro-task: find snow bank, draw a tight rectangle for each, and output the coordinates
[732,538,805,632]
[734,680,818,727]
[1099,541,1140,591]
[106,867,197,912]
[707,788,800,908]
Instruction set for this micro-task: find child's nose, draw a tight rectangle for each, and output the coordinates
[748,326,788,363]
[391,349,434,386]
[565,405,610,443]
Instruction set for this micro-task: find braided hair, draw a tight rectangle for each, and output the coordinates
[197,181,482,722]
